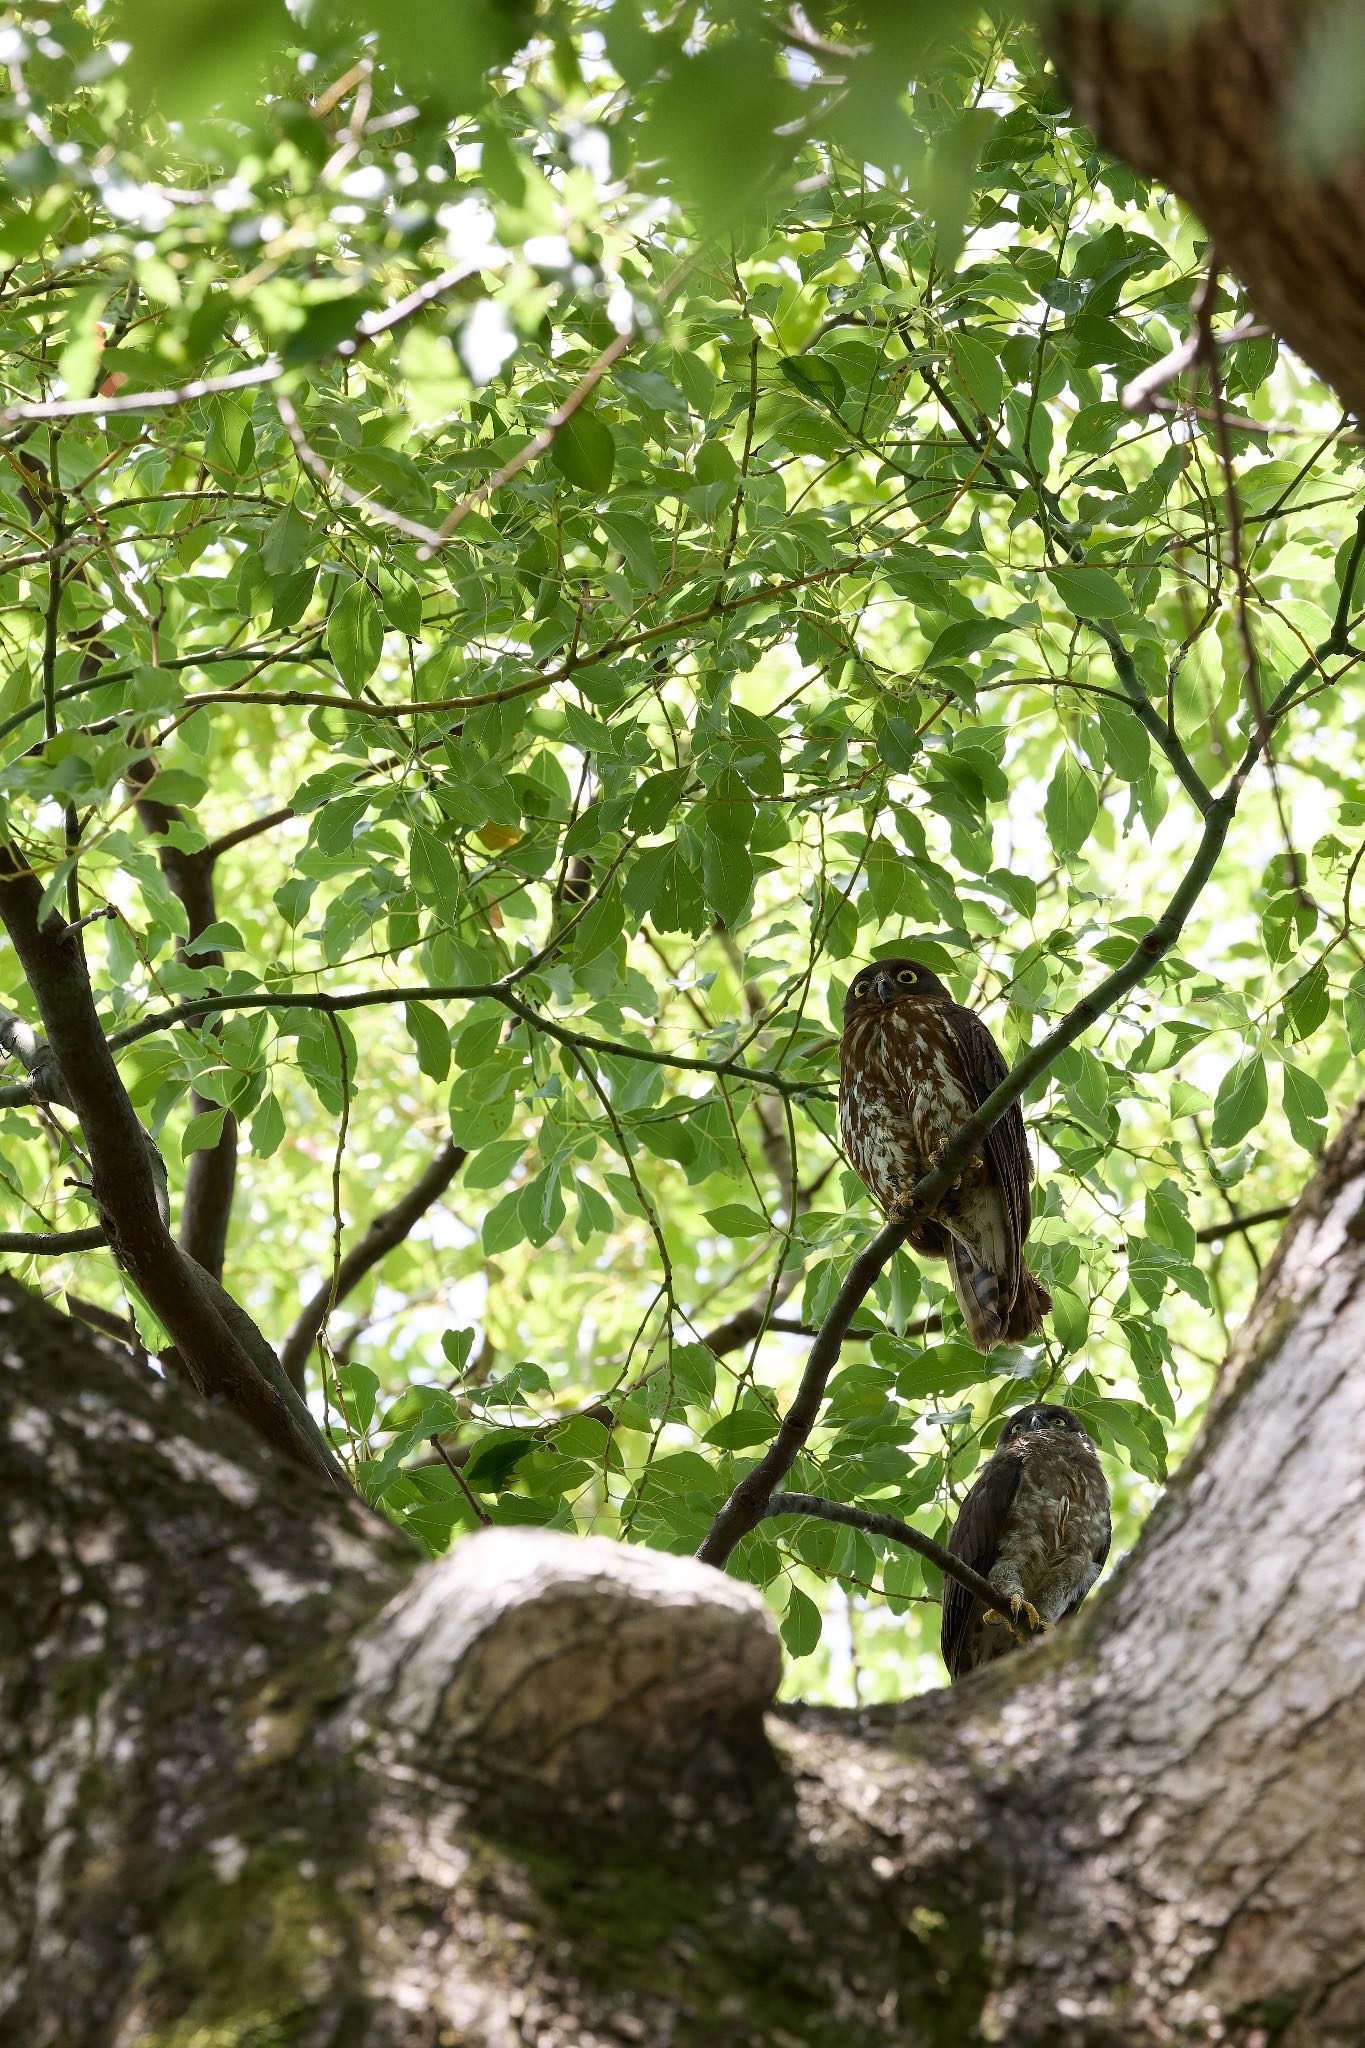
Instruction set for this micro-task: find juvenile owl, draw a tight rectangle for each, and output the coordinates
[838,956,1050,1352]
[940,1402,1111,1681]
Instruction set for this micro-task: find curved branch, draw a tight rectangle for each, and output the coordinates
[1089,618,1215,816]
[280,1137,467,1395]
[695,1218,908,1567]
[764,1491,1000,1613]
[27,984,825,1103]
[0,260,493,426]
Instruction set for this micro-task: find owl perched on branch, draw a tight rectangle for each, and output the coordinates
[940,1403,1111,1682]
[838,956,1050,1352]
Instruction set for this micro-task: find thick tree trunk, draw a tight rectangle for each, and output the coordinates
[5,1101,1365,2045]
[1050,0,1365,418]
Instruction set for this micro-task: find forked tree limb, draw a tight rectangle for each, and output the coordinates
[0,846,346,1487]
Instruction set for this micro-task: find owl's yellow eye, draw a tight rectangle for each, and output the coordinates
[853,978,870,997]
[1050,1413,1068,1428]
[897,968,917,984]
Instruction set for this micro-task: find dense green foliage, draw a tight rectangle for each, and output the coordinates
[2,2,1361,1697]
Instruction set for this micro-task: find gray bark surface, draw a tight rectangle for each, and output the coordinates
[5,1101,1365,2044]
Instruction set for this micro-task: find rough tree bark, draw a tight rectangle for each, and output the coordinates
[5,1095,1365,2046]
[1050,0,1365,418]
[8,9,1365,2043]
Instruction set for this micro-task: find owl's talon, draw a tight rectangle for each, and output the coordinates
[1009,1595,1041,1633]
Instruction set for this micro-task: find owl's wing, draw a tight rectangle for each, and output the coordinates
[940,1001,1033,1252]
[940,1449,1024,1678]
[1058,1465,1113,1620]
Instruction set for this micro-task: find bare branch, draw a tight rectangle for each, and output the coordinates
[275,392,446,550]
[764,1492,1002,1615]
[0,1224,105,1253]
[429,1433,492,1526]
[0,261,493,426]
[695,1219,909,1567]
[280,1138,468,1393]
[125,755,238,1280]
[34,982,827,1106]
[1195,1202,1293,1245]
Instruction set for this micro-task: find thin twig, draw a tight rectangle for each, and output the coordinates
[0,261,494,425]
[764,1492,1001,1614]
[276,391,445,549]
[280,1137,466,1393]
[429,1433,493,1525]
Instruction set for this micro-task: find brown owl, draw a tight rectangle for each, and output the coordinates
[941,1402,1111,1681]
[838,956,1050,1352]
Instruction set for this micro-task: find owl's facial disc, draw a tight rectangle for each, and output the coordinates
[848,958,941,1008]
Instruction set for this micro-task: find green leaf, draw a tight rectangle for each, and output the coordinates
[482,1184,528,1255]
[779,355,846,407]
[701,830,752,929]
[1096,698,1150,782]
[405,1000,452,1083]
[703,1203,770,1237]
[1044,750,1099,859]
[463,1430,537,1493]
[549,412,616,492]
[442,1328,476,1374]
[1071,1392,1167,1483]
[327,579,384,695]
[703,1409,779,1450]
[1280,962,1330,1044]
[182,1107,226,1159]
[410,826,461,914]
[950,332,1004,419]
[884,1341,986,1405]
[780,1584,823,1658]
[1049,1286,1089,1354]
[1211,1053,1269,1148]
[260,506,312,577]
[338,1362,379,1434]
[1346,967,1365,1056]
[1282,1062,1328,1155]
[671,1342,717,1409]
[1048,564,1131,618]
[249,1092,285,1158]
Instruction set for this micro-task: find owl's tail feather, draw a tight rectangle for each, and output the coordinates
[949,1245,1006,1353]
[1005,1267,1051,1343]
[949,1247,1051,1352]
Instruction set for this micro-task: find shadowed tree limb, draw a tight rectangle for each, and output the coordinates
[1194,1202,1293,1244]
[696,1218,909,1566]
[0,1225,105,1253]
[1088,619,1216,816]
[0,846,347,1487]
[279,1136,467,1396]
[125,755,238,1281]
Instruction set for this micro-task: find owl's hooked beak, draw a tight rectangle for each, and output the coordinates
[871,966,897,1003]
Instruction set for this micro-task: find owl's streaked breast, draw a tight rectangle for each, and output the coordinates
[838,1001,974,1211]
